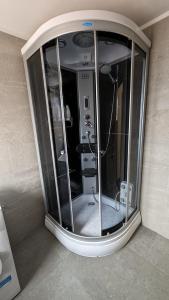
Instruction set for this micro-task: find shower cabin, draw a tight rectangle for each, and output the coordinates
[22,11,150,256]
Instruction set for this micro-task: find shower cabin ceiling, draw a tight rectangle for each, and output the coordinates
[45,32,130,71]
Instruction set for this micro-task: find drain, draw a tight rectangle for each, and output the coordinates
[88,202,95,206]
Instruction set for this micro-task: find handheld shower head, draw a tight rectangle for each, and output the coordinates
[100,64,112,75]
[100,64,117,84]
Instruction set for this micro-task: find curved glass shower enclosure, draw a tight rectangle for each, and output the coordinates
[23,11,150,256]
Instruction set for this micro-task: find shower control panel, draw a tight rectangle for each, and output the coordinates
[120,181,133,206]
[77,71,95,144]
[77,71,96,194]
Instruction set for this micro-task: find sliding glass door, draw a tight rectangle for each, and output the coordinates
[42,39,73,231]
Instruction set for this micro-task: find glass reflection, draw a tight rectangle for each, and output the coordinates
[27,50,60,222]
[43,40,72,230]
[97,32,132,235]
[127,45,145,220]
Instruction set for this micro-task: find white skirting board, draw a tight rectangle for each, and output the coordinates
[0,206,20,300]
[45,211,141,257]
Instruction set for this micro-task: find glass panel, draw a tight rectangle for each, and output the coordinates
[27,50,60,222]
[127,45,145,219]
[43,40,72,230]
[97,31,132,235]
[58,31,100,236]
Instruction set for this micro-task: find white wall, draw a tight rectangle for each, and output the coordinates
[0,31,44,247]
[141,17,169,239]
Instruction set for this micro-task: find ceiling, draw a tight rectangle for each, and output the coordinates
[45,32,131,71]
[0,0,169,40]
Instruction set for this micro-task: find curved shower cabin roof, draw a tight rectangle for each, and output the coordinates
[21,10,151,57]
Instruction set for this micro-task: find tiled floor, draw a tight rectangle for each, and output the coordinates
[13,226,169,300]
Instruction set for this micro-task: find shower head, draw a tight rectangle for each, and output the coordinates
[100,64,117,84]
[100,64,112,75]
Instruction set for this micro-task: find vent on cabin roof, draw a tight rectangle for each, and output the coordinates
[73,32,94,48]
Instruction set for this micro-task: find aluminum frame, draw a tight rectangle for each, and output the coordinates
[40,47,62,225]
[23,58,48,212]
[125,43,149,221]
[56,38,74,232]
[94,30,102,236]
[135,51,150,211]
[126,41,135,222]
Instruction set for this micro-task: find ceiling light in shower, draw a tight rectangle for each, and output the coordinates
[73,32,94,48]
[105,40,114,45]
